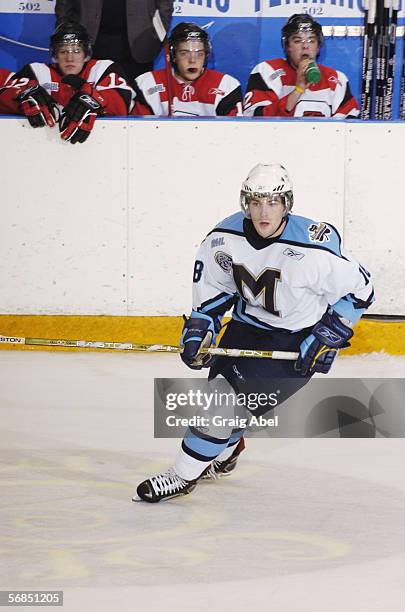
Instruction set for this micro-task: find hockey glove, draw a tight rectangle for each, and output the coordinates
[15,85,59,128]
[59,81,106,144]
[180,313,218,370]
[296,309,354,376]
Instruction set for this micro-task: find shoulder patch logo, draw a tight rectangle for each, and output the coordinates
[211,237,225,248]
[43,82,59,92]
[283,247,305,260]
[308,223,331,243]
[270,68,285,81]
[214,251,233,273]
[147,84,165,95]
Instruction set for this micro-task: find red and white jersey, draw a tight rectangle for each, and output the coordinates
[244,58,359,119]
[2,59,135,115]
[133,68,243,117]
[0,68,16,113]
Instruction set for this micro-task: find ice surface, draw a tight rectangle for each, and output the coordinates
[0,350,404,611]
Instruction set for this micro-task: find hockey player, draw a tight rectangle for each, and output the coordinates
[243,14,359,119]
[3,22,135,143]
[135,163,374,503]
[132,22,243,116]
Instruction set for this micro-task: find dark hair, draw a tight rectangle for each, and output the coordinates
[281,14,324,50]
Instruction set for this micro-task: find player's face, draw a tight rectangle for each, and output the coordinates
[286,34,319,68]
[248,196,286,238]
[56,44,86,76]
[174,41,206,82]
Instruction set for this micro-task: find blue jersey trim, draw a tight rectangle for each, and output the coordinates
[208,212,245,236]
[282,215,343,257]
[204,213,345,258]
[199,293,234,315]
[332,297,364,324]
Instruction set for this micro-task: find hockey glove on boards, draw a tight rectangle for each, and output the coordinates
[59,76,106,144]
[296,309,354,376]
[180,313,218,370]
[15,85,59,128]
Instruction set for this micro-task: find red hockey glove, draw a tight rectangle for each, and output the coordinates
[59,82,106,144]
[15,85,59,128]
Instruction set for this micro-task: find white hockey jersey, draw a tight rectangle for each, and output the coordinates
[192,212,374,332]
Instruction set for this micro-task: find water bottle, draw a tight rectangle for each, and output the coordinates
[305,62,321,85]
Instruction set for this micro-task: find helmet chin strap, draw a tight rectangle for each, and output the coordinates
[264,215,287,238]
[261,201,289,238]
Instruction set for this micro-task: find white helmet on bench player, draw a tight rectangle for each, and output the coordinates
[240,163,294,218]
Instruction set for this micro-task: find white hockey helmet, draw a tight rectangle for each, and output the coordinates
[240,163,294,218]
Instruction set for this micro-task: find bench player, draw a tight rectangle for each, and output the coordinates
[244,14,359,119]
[133,22,242,116]
[3,21,135,143]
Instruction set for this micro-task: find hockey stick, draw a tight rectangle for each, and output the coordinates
[361,0,377,120]
[163,38,174,116]
[400,9,405,118]
[383,0,399,119]
[375,0,390,119]
[0,334,298,360]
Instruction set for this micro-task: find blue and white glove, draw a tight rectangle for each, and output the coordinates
[180,312,219,370]
[296,309,353,376]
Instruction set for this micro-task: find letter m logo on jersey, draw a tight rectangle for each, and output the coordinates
[233,264,281,316]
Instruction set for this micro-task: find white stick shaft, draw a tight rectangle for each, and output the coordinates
[0,334,298,360]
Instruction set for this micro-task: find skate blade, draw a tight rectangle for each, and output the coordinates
[201,472,233,481]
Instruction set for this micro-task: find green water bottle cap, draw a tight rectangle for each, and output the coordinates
[306,62,321,85]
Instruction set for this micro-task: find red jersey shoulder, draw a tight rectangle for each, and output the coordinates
[150,68,167,83]
[262,58,294,84]
[80,59,102,81]
[0,68,13,86]
[197,69,231,95]
[140,69,168,99]
[144,69,169,93]
[266,58,287,71]
[318,65,342,90]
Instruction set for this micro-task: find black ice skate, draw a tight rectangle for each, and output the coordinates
[201,438,245,480]
[133,468,197,503]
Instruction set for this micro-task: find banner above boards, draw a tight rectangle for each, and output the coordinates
[172,0,404,19]
[0,0,404,19]
[0,1,55,13]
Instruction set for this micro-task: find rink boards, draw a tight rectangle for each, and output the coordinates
[0,116,404,353]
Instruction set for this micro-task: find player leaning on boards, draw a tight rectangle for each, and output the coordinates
[133,22,243,116]
[134,163,374,503]
[244,14,359,119]
[3,22,135,144]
